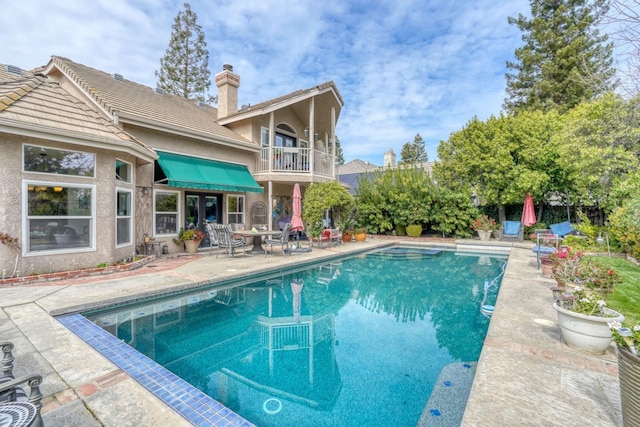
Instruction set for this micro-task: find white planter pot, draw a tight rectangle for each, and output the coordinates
[184,239,200,253]
[477,230,492,241]
[552,303,625,354]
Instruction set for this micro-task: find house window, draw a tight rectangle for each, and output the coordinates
[261,127,269,161]
[23,144,95,177]
[227,195,245,224]
[154,190,179,235]
[24,181,94,253]
[116,159,132,182]
[116,189,132,246]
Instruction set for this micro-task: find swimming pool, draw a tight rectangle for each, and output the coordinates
[73,247,506,426]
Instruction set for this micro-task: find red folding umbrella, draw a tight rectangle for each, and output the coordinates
[521,193,537,226]
[291,183,304,233]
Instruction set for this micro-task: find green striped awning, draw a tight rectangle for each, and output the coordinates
[156,151,263,193]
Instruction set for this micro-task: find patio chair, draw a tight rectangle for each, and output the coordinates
[549,221,576,238]
[205,222,219,256]
[0,341,44,427]
[532,230,560,269]
[265,223,292,256]
[499,221,523,242]
[212,224,246,258]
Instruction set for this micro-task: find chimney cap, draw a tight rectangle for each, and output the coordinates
[223,64,233,71]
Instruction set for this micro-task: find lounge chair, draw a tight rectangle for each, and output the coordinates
[211,224,246,258]
[499,221,524,242]
[549,221,576,237]
[265,223,292,256]
[0,341,44,427]
[532,230,560,269]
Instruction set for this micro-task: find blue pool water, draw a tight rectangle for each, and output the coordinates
[83,247,506,426]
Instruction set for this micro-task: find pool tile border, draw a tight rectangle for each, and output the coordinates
[58,314,255,427]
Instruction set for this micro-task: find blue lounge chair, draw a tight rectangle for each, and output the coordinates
[549,221,576,237]
[499,221,523,242]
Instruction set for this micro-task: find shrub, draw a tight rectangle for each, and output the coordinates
[406,224,422,237]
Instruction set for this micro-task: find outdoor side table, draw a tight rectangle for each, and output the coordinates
[0,401,39,427]
[144,240,165,255]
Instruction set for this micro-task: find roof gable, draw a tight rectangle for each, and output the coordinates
[45,56,254,148]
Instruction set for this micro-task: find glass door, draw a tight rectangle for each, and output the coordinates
[185,193,221,248]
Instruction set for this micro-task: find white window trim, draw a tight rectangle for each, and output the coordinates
[22,143,96,179]
[116,187,133,248]
[153,189,181,238]
[115,158,133,183]
[22,179,97,256]
[226,194,245,224]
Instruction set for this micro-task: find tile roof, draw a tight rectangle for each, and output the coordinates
[47,56,254,146]
[0,64,156,160]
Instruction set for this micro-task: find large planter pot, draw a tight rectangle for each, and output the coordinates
[354,232,366,242]
[184,239,201,253]
[342,233,352,243]
[618,346,640,427]
[540,257,553,277]
[406,224,422,237]
[477,230,492,241]
[552,303,625,354]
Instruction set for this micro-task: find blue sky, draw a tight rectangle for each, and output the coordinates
[2,0,533,165]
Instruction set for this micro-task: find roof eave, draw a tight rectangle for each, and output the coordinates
[117,113,259,153]
[218,84,343,125]
[0,118,158,163]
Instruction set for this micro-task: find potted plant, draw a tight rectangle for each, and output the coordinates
[552,286,624,354]
[470,215,497,241]
[354,226,367,242]
[610,321,640,427]
[336,217,355,242]
[174,227,206,253]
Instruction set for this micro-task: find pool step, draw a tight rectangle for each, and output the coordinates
[367,247,445,260]
[418,361,477,427]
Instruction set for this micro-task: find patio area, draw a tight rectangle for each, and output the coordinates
[0,237,621,426]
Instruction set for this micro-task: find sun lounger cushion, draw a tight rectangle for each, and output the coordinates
[503,221,520,236]
[549,221,574,237]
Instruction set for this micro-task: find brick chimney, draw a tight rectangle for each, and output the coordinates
[215,64,240,119]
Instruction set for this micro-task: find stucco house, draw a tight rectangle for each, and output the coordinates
[0,57,343,275]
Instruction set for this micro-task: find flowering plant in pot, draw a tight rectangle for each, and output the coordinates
[471,215,497,240]
[552,286,624,354]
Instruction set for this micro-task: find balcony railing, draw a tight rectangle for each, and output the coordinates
[256,147,335,177]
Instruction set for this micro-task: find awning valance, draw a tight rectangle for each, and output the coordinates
[156,151,263,193]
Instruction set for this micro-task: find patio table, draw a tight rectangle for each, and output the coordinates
[236,230,284,255]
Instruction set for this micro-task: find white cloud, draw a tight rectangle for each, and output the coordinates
[1,0,533,164]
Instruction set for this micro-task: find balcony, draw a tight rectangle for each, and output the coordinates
[254,147,335,180]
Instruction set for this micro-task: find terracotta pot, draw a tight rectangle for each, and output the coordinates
[342,233,352,243]
[540,257,553,277]
[618,346,640,427]
[552,303,624,354]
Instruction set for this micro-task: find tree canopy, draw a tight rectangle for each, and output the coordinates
[155,3,213,103]
[504,0,616,113]
[400,133,428,164]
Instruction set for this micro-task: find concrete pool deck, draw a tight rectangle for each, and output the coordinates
[0,237,622,426]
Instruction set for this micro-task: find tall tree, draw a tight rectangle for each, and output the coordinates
[334,135,345,165]
[605,0,640,96]
[155,3,213,103]
[400,133,428,164]
[504,0,616,114]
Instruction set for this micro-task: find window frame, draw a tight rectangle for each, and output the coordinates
[226,194,245,225]
[22,143,96,178]
[115,158,133,183]
[22,180,96,256]
[153,189,180,237]
[115,187,133,247]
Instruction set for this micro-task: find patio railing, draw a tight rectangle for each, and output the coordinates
[256,147,335,177]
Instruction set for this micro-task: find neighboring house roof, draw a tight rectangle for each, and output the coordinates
[337,159,380,175]
[44,56,256,151]
[0,64,156,162]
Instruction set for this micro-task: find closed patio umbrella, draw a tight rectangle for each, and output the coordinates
[291,183,304,237]
[521,193,537,226]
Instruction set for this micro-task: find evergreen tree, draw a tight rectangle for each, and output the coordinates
[155,3,213,103]
[504,0,616,113]
[334,136,345,165]
[400,133,428,164]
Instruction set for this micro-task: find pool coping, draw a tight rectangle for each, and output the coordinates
[0,238,622,426]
